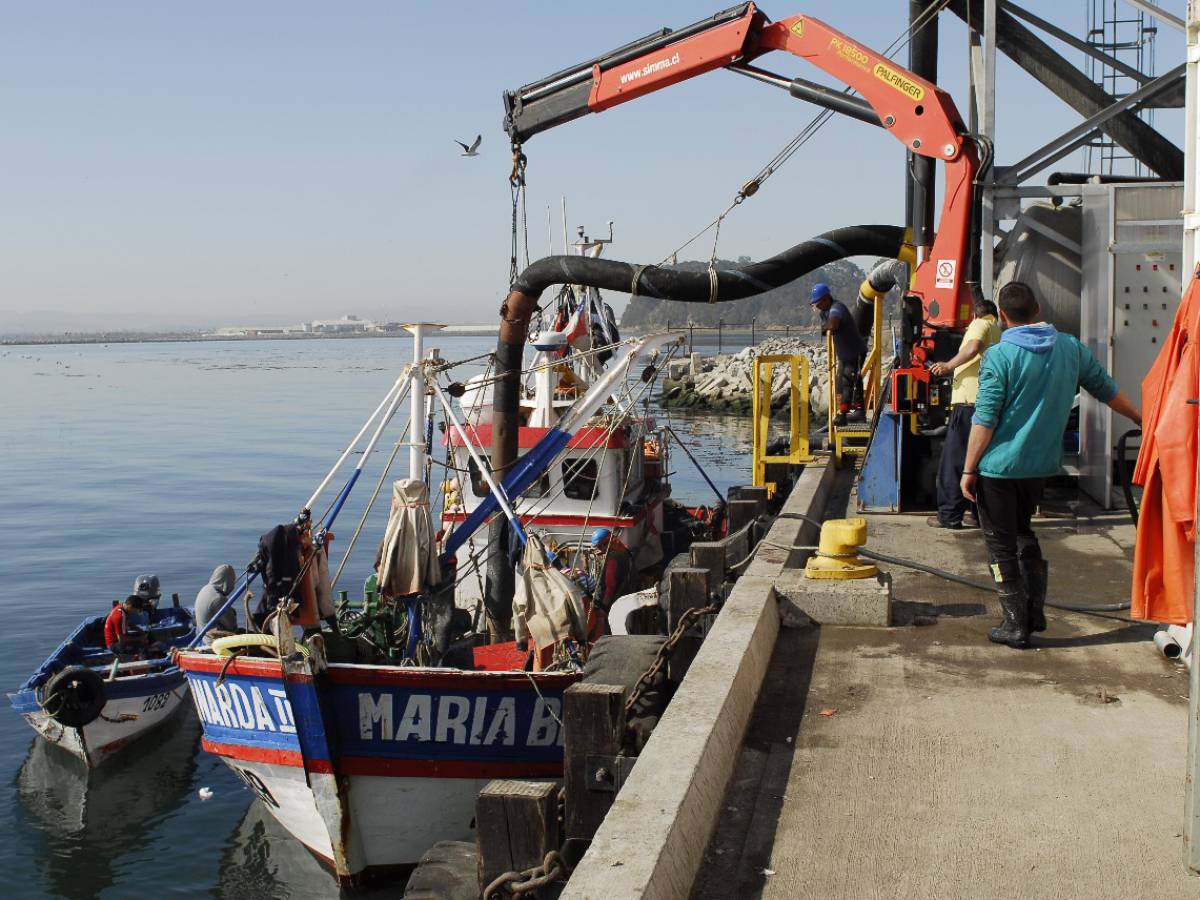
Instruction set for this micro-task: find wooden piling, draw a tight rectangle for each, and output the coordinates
[476,780,561,890]
[689,542,726,598]
[667,567,708,682]
[564,682,626,841]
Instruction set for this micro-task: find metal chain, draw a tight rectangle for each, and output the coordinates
[624,601,720,715]
[509,143,528,284]
[483,849,571,899]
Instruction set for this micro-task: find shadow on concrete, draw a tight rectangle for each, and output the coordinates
[1035,621,1157,650]
[891,599,987,624]
[690,624,820,900]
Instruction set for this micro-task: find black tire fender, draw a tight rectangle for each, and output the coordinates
[583,635,671,750]
[43,665,106,728]
[402,840,478,900]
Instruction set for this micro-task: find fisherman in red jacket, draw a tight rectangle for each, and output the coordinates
[104,595,149,659]
[591,527,634,610]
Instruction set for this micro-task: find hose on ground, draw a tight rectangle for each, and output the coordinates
[781,511,1132,614]
[856,547,1132,613]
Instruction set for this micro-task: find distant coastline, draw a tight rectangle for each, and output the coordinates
[0,327,502,348]
[1,324,818,348]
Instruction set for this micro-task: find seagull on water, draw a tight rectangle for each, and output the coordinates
[455,135,482,157]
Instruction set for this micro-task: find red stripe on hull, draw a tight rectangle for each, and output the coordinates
[446,424,627,450]
[203,738,311,769]
[203,739,563,779]
[180,654,284,678]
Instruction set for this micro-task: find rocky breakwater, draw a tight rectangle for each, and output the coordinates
[660,337,831,417]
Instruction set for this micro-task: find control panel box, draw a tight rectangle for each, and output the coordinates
[1080,182,1183,508]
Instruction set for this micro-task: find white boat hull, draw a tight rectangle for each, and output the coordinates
[17,682,188,769]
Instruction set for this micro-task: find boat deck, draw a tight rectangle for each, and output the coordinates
[693,494,1193,899]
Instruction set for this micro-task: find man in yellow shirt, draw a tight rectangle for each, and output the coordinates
[927,299,1001,529]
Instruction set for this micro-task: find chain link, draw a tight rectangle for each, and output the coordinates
[624,601,720,716]
[483,849,570,899]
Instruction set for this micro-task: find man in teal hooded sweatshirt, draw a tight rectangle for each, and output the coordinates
[961,282,1142,649]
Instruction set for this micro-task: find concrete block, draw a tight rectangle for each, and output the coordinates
[774,569,893,627]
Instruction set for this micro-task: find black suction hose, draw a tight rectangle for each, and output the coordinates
[1116,428,1142,526]
[485,224,911,625]
[509,225,908,301]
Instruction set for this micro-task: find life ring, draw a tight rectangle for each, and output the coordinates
[211,633,310,659]
[42,666,107,728]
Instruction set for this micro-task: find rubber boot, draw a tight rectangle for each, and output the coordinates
[1021,558,1048,633]
[987,582,1030,649]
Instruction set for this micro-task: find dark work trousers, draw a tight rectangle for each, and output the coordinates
[936,403,976,526]
[975,476,1045,585]
[837,353,866,411]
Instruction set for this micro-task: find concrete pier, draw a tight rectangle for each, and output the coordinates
[562,467,1192,899]
[694,486,1192,899]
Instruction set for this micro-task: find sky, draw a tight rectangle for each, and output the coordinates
[0,1,1186,332]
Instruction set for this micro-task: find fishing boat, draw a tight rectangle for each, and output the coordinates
[9,596,197,768]
[175,274,705,882]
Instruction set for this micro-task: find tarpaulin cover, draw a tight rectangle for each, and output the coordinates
[1132,268,1199,625]
[378,479,439,598]
[514,534,589,650]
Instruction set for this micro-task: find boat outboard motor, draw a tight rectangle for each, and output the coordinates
[134,574,162,609]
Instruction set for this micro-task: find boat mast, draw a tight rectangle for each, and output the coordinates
[404,323,442,480]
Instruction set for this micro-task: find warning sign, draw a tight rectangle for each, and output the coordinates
[935,259,956,289]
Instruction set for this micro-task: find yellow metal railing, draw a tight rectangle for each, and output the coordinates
[752,354,812,497]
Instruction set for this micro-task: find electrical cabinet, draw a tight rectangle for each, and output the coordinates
[1079,182,1183,508]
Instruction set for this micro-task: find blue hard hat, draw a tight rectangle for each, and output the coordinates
[810,283,831,304]
[591,527,612,547]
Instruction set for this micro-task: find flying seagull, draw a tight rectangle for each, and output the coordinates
[455,135,482,157]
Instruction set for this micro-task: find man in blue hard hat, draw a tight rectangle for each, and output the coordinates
[591,527,634,610]
[811,282,867,427]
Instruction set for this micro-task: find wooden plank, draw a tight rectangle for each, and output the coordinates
[476,779,560,890]
[728,499,760,535]
[667,567,708,683]
[689,542,726,598]
[564,683,627,841]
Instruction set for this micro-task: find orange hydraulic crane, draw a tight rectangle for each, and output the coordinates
[503,1,983,387]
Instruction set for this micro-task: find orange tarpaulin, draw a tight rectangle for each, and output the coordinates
[1131,267,1200,625]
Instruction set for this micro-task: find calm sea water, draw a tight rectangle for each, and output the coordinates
[0,336,753,899]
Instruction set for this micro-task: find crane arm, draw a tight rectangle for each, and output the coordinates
[503,3,979,335]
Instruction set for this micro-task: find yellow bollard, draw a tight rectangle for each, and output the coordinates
[804,517,878,580]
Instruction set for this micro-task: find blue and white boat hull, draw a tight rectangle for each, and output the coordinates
[178,650,576,881]
[11,667,190,769]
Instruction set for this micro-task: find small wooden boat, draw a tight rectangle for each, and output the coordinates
[8,599,196,768]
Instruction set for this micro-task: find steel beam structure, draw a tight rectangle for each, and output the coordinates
[949,0,1185,179]
[1003,1,1151,86]
[1184,0,1200,879]
[1124,0,1186,33]
[999,63,1186,185]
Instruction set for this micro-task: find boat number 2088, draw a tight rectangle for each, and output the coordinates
[141,692,172,712]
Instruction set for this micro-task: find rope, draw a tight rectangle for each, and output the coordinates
[331,426,409,591]
[630,263,650,297]
[654,0,951,267]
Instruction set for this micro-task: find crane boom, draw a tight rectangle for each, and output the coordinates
[503,3,979,341]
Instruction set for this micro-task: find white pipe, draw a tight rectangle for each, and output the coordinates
[303,368,411,511]
[1155,627,1184,659]
[409,325,426,480]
